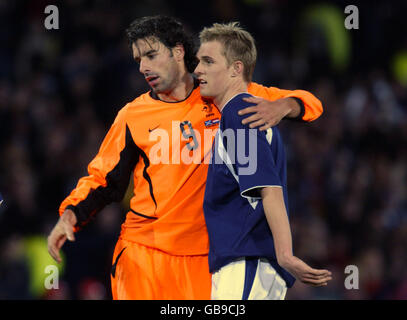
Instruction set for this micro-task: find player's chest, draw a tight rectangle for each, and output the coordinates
[128,103,221,151]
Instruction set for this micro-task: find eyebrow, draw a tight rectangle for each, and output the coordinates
[199,55,214,61]
[134,49,158,61]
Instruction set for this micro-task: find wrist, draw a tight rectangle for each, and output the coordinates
[63,208,78,226]
[286,97,304,120]
[277,251,294,267]
[286,98,299,118]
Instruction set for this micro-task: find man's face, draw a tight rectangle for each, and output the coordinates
[132,37,180,94]
[195,40,232,100]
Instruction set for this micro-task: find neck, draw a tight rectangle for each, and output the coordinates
[214,81,248,111]
[157,73,194,102]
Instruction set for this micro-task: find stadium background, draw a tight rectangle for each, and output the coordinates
[0,0,406,299]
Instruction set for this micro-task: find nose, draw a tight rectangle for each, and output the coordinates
[139,58,149,74]
[194,61,203,76]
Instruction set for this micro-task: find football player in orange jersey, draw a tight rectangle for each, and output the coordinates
[47,15,323,300]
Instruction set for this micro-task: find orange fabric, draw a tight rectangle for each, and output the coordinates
[59,83,323,256]
[111,238,211,300]
[59,107,129,232]
[247,82,323,122]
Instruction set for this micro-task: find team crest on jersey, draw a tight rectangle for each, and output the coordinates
[204,118,220,127]
[202,101,215,117]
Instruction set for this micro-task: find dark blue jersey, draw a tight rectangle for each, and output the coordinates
[203,93,295,288]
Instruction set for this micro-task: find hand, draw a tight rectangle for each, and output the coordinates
[238,97,299,131]
[279,255,332,287]
[47,209,77,263]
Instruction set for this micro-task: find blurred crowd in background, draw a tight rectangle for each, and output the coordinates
[0,0,406,299]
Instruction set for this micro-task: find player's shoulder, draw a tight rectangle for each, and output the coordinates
[266,125,284,148]
[223,92,254,112]
[220,93,255,129]
[126,91,155,109]
[125,87,202,109]
[110,91,152,123]
[248,82,280,99]
[117,91,160,117]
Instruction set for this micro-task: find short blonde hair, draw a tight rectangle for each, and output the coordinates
[199,22,257,82]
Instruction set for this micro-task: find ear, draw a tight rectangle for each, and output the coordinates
[231,61,244,78]
[172,43,185,62]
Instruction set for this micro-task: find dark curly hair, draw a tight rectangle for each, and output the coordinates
[126,15,198,73]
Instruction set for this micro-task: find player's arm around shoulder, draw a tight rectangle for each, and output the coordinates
[238,82,323,131]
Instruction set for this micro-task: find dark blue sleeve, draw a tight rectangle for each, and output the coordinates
[222,94,283,199]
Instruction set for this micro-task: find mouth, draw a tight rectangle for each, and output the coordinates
[198,79,207,87]
[145,75,160,86]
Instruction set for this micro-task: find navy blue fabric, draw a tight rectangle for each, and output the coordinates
[203,93,295,288]
[242,257,258,300]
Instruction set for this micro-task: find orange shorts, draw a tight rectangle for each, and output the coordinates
[110,238,212,300]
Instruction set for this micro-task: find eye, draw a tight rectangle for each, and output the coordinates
[203,58,213,65]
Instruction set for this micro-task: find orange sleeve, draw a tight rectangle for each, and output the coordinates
[59,105,139,229]
[248,83,323,122]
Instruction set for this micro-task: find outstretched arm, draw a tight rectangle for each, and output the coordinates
[260,186,332,286]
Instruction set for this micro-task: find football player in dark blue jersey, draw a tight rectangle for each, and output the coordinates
[195,22,332,300]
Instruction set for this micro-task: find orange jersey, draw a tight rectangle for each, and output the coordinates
[59,82,323,255]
